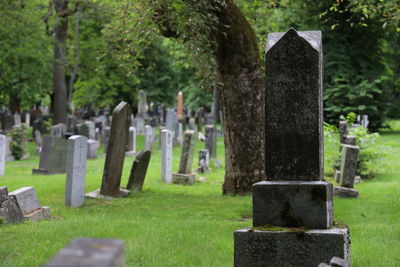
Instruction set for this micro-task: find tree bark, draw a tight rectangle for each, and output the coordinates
[214,1,265,195]
[52,0,69,124]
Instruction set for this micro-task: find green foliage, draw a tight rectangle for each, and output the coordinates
[9,125,28,160]
[324,122,340,176]
[349,126,384,178]
[339,112,357,125]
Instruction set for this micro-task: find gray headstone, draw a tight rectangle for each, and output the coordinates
[126,127,136,154]
[87,139,98,159]
[339,145,359,188]
[0,134,6,175]
[265,28,323,181]
[34,130,43,154]
[9,187,41,215]
[13,113,21,126]
[165,108,176,131]
[33,136,68,174]
[79,121,95,140]
[134,117,145,135]
[144,125,153,151]
[205,125,217,158]
[126,150,151,191]
[339,121,348,144]
[137,90,148,119]
[65,135,87,208]
[177,130,196,174]
[45,238,124,267]
[100,102,132,197]
[5,136,14,162]
[161,129,173,184]
[344,135,356,146]
[50,123,67,138]
[361,115,369,129]
[198,149,210,173]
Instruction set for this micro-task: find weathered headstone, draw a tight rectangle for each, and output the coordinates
[144,125,153,151]
[165,108,176,131]
[24,113,30,127]
[87,139,98,159]
[344,135,356,145]
[45,238,124,267]
[198,149,210,173]
[0,186,24,224]
[335,144,360,198]
[9,187,51,222]
[13,113,21,126]
[50,123,67,138]
[361,115,369,129]
[126,150,151,191]
[339,121,348,144]
[137,90,148,119]
[173,122,183,146]
[2,115,14,131]
[34,130,43,155]
[126,127,136,156]
[161,129,173,184]
[88,102,131,198]
[79,121,95,140]
[205,125,217,158]
[32,136,68,174]
[65,136,87,207]
[234,29,349,267]
[0,135,6,175]
[134,117,145,135]
[172,130,196,185]
[177,91,184,120]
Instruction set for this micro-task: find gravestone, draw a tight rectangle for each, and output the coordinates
[34,130,43,155]
[50,123,67,138]
[5,136,14,162]
[234,29,349,267]
[45,238,124,267]
[9,187,51,222]
[172,130,196,185]
[32,136,68,174]
[165,108,176,131]
[134,117,145,135]
[65,136,87,207]
[87,102,131,198]
[177,91,184,120]
[25,113,30,127]
[205,125,219,162]
[161,129,173,184]
[0,186,24,224]
[361,115,369,129]
[0,135,6,175]
[79,121,95,140]
[67,115,77,132]
[198,149,210,173]
[339,121,348,144]
[137,90,148,119]
[2,115,14,131]
[13,113,21,126]
[335,144,359,198]
[173,122,183,146]
[344,135,356,145]
[126,150,151,191]
[87,139,98,159]
[126,127,136,156]
[144,125,153,151]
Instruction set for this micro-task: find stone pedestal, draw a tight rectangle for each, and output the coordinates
[234,227,350,267]
[25,206,51,222]
[253,181,333,229]
[172,173,195,185]
[334,186,359,198]
[85,189,130,200]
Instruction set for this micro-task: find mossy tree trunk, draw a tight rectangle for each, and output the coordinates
[214,1,265,195]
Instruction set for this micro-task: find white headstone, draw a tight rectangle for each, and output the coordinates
[13,113,21,126]
[127,127,136,154]
[0,134,6,175]
[25,113,30,127]
[145,125,153,151]
[65,135,88,207]
[161,129,173,184]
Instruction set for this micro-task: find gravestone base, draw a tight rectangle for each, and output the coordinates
[32,168,65,175]
[172,173,196,185]
[85,189,130,200]
[334,186,359,198]
[125,151,136,157]
[234,226,350,267]
[253,181,333,229]
[25,206,51,222]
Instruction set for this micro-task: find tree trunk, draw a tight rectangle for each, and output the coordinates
[215,1,265,195]
[52,0,69,124]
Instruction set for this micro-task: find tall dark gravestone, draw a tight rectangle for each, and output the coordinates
[87,102,131,199]
[234,29,350,267]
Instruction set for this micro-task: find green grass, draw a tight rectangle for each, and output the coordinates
[1,124,400,266]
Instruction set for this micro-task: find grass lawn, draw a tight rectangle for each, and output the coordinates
[1,122,399,266]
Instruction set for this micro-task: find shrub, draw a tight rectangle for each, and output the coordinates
[324,122,340,177]
[9,125,28,160]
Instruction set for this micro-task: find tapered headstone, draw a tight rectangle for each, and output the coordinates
[100,102,132,197]
[126,150,151,191]
[65,135,87,207]
[0,135,6,175]
[161,129,173,183]
[177,91,184,120]
[265,28,323,181]
[339,121,348,144]
[205,125,217,158]
[339,145,359,188]
[172,130,196,184]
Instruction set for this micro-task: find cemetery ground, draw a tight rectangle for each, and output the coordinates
[0,123,399,266]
